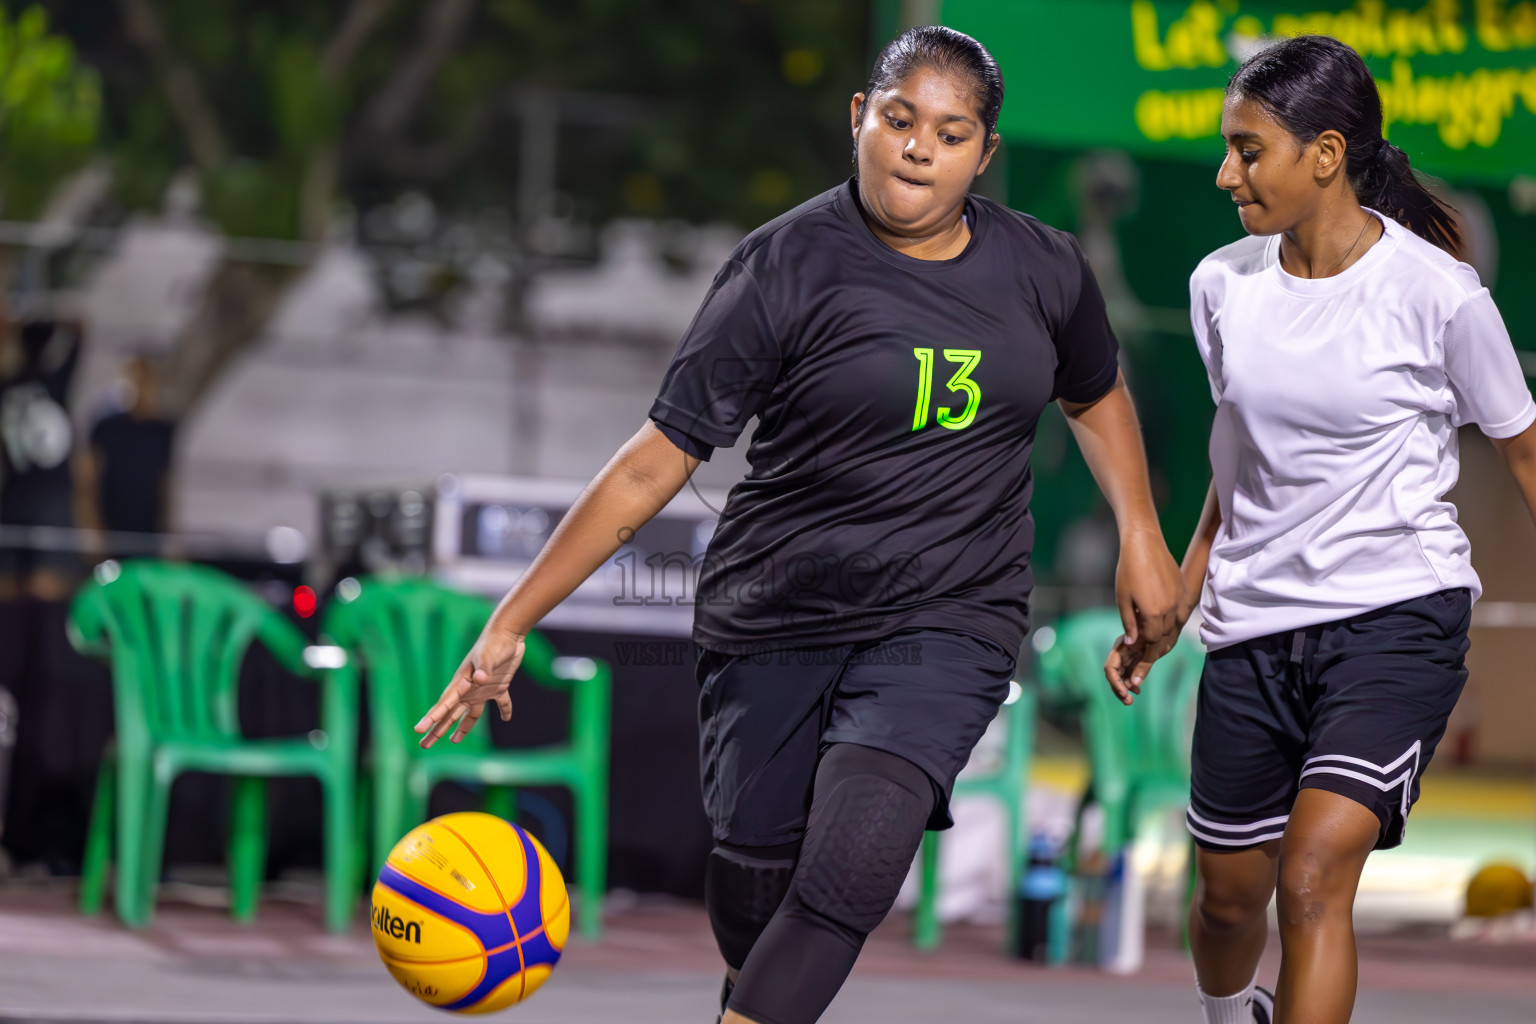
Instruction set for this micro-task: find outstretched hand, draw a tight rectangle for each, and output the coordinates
[415,628,527,748]
[1103,529,1186,706]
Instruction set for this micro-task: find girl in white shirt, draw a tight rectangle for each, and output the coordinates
[1152,34,1536,1024]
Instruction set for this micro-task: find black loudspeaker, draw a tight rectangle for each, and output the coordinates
[319,486,435,584]
[0,687,17,848]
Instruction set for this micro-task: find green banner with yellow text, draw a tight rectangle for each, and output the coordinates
[939,0,1536,183]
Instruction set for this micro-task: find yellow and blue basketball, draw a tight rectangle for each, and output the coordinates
[371,812,569,1012]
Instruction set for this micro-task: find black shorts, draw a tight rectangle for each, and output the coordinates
[695,628,1016,846]
[1188,589,1470,852]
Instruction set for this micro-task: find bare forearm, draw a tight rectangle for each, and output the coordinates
[1060,373,1160,538]
[1514,470,1536,524]
[1493,422,1536,526]
[1181,481,1221,598]
[1065,372,1183,684]
[486,421,697,636]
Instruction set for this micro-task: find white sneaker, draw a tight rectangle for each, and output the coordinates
[715,975,734,1023]
[1251,986,1274,1024]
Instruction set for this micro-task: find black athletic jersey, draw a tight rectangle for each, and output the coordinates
[649,178,1120,654]
[90,413,176,533]
[0,323,80,525]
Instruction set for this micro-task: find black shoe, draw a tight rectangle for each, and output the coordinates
[715,975,734,1023]
[1252,986,1274,1024]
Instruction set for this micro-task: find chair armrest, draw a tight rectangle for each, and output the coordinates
[304,645,349,670]
[255,608,314,673]
[551,656,597,682]
[562,659,611,763]
[305,651,360,760]
[66,584,112,659]
[259,617,360,756]
[517,633,610,759]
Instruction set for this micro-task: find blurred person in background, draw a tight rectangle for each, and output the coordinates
[0,309,97,876]
[0,314,83,603]
[77,352,177,546]
[417,26,1182,1024]
[1165,36,1536,1024]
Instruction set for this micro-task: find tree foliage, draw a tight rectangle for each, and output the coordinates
[9,0,871,410]
[34,0,870,238]
[478,0,870,225]
[0,4,100,217]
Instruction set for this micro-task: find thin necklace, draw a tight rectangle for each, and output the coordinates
[1316,214,1375,278]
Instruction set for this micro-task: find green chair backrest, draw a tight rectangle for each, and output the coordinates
[68,560,312,749]
[321,576,580,758]
[1037,608,1205,785]
[1033,609,1126,712]
[1036,608,1205,852]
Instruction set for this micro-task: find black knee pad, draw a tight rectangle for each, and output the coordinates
[705,839,800,969]
[794,743,936,935]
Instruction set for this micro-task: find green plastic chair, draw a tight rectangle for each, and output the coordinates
[69,560,360,932]
[320,576,611,940]
[1038,608,1205,856]
[911,683,1037,951]
[1036,608,1205,963]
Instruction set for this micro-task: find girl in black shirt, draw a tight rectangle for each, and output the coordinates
[418,26,1183,1024]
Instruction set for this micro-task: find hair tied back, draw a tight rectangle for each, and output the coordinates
[1229,35,1460,255]
[857,26,1004,154]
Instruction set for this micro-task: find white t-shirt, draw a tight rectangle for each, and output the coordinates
[1190,211,1536,650]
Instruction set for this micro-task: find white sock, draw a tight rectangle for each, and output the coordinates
[1197,973,1257,1024]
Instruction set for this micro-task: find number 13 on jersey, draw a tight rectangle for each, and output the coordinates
[912,348,981,431]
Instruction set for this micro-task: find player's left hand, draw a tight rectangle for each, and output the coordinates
[1104,528,1183,705]
[415,626,526,748]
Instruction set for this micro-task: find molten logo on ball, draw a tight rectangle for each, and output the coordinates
[372,904,423,944]
[371,812,570,1013]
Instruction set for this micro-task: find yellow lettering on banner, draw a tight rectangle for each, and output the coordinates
[1524,64,1536,106]
[1274,12,1332,37]
[1132,0,1172,70]
[1139,60,1536,150]
[1169,1,1229,67]
[1134,88,1228,140]
[1372,57,1536,148]
[1477,0,1536,51]
[1128,1,1536,158]
[1134,92,1164,140]
[1434,0,1470,53]
[1233,14,1267,38]
[1134,1,1494,69]
[1346,1,1393,56]
[1131,0,1228,71]
[1276,0,1466,58]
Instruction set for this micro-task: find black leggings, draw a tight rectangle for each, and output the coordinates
[709,742,936,1024]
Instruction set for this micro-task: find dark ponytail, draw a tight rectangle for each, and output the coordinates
[1229,35,1460,255]
[857,26,1004,152]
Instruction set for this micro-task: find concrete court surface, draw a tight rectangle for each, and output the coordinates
[0,883,1531,1024]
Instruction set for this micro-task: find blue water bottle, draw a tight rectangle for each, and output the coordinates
[1015,834,1066,961]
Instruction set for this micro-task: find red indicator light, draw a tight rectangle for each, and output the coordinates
[293,585,317,618]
